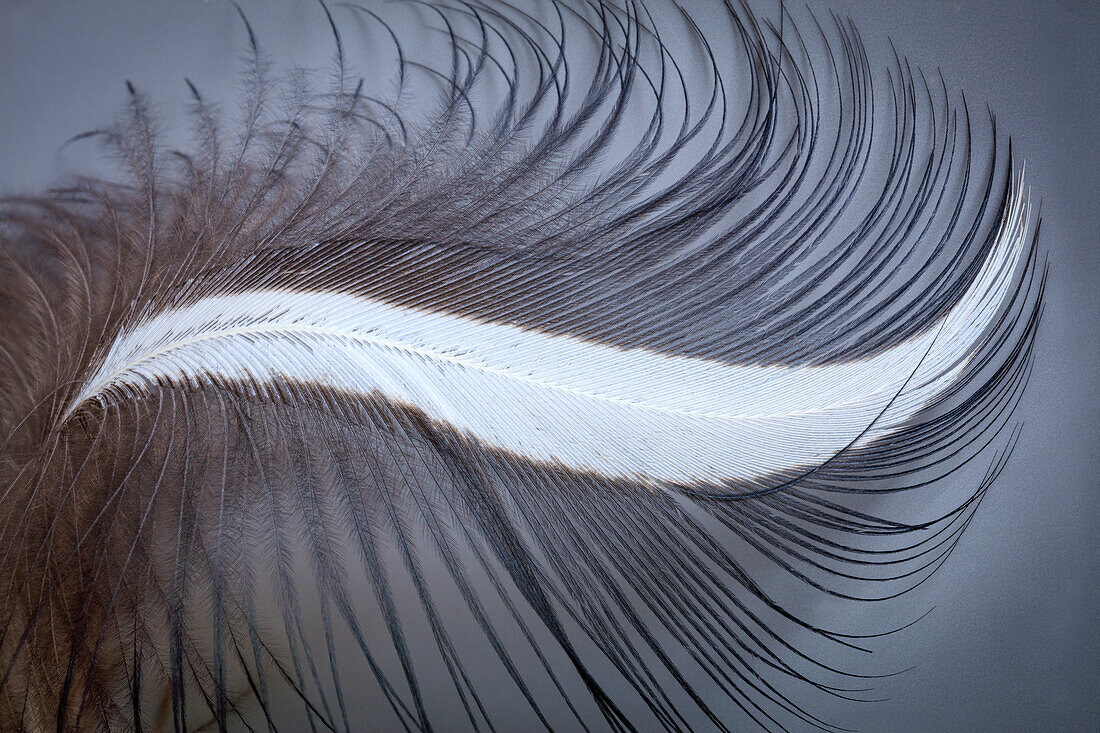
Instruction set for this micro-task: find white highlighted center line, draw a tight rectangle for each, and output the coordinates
[65,175,1028,484]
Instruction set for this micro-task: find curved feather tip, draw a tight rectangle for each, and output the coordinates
[0,1,1043,731]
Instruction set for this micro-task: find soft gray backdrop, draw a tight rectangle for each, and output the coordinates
[0,1,1096,730]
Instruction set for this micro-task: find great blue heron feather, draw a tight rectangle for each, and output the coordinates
[0,1,1043,730]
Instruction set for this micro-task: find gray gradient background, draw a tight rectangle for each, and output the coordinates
[0,0,1096,730]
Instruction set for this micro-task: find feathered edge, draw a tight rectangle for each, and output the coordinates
[0,1,1043,731]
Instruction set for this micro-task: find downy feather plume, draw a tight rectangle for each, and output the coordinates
[0,1,1043,730]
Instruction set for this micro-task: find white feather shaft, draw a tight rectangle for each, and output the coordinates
[64,175,1030,485]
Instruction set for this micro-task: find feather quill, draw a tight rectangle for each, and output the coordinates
[0,1,1042,731]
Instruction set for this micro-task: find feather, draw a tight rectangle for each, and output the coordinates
[0,1,1042,731]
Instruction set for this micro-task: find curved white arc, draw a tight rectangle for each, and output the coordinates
[65,176,1029,485]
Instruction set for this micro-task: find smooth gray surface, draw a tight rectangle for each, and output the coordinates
[0,1,1096,730]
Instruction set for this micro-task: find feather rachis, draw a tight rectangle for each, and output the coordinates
[60,178,1029,489]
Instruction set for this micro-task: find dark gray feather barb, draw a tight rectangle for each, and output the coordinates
[0,0,1043,730]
